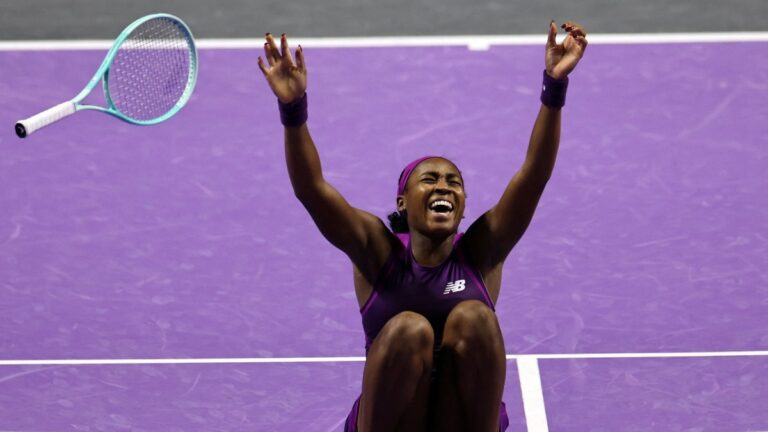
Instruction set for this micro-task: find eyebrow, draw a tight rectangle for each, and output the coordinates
[419,171,463,181]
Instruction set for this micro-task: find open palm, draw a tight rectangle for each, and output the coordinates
[258,33,307,104]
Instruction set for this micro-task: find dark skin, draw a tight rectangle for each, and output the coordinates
[259,20,587,432]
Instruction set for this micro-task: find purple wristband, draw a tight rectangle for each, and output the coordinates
[540,71,569,108]
[278,93,308,127]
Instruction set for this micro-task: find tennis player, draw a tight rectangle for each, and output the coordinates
[258,20,587,432]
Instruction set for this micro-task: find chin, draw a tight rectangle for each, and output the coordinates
[421,222,460,238]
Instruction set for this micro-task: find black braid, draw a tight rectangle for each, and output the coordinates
[387,210,409,233]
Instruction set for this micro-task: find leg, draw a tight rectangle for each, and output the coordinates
[357,311,434,432]
[432,300,506,432]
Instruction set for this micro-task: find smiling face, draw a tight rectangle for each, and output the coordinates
[396,157,466,237]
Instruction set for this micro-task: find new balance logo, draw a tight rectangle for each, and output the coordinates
[443,279,466,295]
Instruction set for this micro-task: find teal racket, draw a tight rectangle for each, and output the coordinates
[15,13,198,138]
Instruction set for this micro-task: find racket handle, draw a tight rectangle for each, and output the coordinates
[15,101,76,138]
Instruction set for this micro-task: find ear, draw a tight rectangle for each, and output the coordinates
[396,196,405,212]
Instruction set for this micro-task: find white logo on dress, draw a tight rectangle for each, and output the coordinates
[443,279,466,295]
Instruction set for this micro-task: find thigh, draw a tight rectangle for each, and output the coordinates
[431,300,507,432]
[357,311,435,432]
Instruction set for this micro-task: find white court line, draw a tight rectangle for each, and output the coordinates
[0,357,367,366]
[527,350,768,360]
[0,32,766,51]
[517,357,550,432]
[1,350,767,366]
[3,352,765,432]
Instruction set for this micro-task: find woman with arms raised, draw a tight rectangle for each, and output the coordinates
[258,21,587,432]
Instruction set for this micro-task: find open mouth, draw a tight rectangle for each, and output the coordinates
[428,199,454,214]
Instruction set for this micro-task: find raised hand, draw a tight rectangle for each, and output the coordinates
[545,21,588,80]
[258,33,307,104]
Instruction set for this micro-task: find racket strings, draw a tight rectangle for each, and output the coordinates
[108,17,193,121]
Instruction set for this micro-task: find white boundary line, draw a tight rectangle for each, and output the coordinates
[1,350,767,366]
[0,32,766,51]
[517,357,550,432]
[0,357,366,366]
[3,351,765,432]
[519,350,768,360]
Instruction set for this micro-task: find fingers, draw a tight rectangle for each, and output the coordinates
[558,20,588,53]
[280,33,295,66]
[577,36,588,50]
[547,20,558,48]
[257,56,269,77]
[295,44,306,73]
[265,33,282,66]
[264,35,276,67]
[262,43,273,67]
[561,21,587,39]
[264,32,302,70]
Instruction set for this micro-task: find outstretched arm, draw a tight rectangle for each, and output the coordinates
[258,34,391,277]
[465,21,588,271]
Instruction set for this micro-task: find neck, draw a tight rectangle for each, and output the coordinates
[409,230,456,267]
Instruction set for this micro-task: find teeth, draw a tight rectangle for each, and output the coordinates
[429,200,454,210]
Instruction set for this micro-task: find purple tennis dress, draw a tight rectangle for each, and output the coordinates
[344,233,509,431]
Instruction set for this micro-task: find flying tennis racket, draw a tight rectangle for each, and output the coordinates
[15,13,198,138]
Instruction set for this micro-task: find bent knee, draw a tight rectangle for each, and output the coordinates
[447,300,498,330]
[376,311,434,354]
[444,300,502,347]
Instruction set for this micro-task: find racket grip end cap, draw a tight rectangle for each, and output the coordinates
[15,101,76,138]
[14,122,28,138]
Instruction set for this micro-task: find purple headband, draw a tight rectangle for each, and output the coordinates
[397,156,440,196]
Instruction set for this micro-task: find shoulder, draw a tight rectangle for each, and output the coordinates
[454,231,474,263]
[456,228,504,303]
[354,209,391,242]
[350,209,402,280]
[457,212,504,275]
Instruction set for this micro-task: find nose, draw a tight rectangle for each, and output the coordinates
[435,178,450,191]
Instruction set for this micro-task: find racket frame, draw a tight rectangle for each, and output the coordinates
[15,13,198,137]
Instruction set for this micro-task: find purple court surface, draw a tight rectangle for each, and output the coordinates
[1,41,767,431]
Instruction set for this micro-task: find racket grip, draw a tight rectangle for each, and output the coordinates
[15,101,76,138]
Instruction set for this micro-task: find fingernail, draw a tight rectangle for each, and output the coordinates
[282,33,286,37]
[266,32,271,37]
